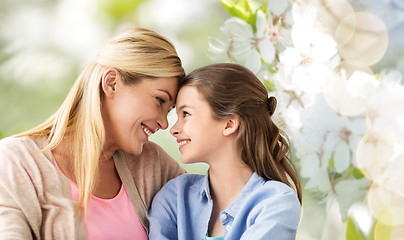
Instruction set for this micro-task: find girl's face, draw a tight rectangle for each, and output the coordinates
[170,86,228,164]
[103,75,178,155]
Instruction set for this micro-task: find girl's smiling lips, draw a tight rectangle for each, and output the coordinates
[176,138,191,149]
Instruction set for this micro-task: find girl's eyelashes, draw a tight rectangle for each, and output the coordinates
[183,111,190,117]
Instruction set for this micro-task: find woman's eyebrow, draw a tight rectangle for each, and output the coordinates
[157,89,173,101]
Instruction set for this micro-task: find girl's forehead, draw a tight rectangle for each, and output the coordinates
[177,86,202,101]
[176,86,208,108]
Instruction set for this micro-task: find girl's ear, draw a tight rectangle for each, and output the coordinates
[223,116,239,136]
[101,68,119,98]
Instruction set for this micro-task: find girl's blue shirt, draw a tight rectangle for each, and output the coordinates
[148,172,301,240]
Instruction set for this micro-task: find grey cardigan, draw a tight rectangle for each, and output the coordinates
[0,136,184,239]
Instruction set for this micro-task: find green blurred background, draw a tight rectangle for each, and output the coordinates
[1,0,403,175]
[0,0,231,174]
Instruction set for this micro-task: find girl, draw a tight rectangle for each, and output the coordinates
[148,63,302,239]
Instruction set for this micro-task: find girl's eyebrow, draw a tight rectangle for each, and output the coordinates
[176,104,193,111]
[157,89,173,101]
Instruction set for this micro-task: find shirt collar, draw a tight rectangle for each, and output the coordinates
[223,172,266,218]
[199,171,211,201]
[199,171,266,207]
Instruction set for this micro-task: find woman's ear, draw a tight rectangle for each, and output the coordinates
[223,116,239,137]
[101,68,119,98]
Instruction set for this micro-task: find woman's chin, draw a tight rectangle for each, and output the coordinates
[125,143,144,156]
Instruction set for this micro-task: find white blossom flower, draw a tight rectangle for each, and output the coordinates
[292,96,333,192]
[275,62,336,108]
[323,70,380,117]
[223,10,276,73]
[266,0,293,50]
[274,4,340,109]
[208,36,231,63]
[356,124,404,227]
[366,71,404,130]
[294,95,367,193]
[356,128,399,180]
[291,4,338,63]
[368,179,404,226]
[267,0,289,16]
[278,4,339,71]
[209,0,404,238]
[334,178,371,220]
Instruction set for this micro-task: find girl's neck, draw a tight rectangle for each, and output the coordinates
[208,163,253,205]
[206,140,253,204]
[205,133,253,237]
[207,154,253,237]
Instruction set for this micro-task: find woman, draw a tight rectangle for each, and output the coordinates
[148,63,302,239]
[0,28,185,239]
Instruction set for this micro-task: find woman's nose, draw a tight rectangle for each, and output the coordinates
[157,113,169,130]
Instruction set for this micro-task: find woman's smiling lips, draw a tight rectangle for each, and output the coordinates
[141,124,155,139]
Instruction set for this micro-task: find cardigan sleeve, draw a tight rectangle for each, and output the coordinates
[0,136,87,240]
[119,141,185,232]
[0,137,41,239]
[0,181,36,240]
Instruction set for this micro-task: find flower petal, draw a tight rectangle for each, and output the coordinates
[267,0,289,16]
[279,47,302,66]
[334,178,371,220]
[333,142,351,173]
[256,10,267,37]
[224,17,253,39]
[258,39,275,63]
[244,49,262,74]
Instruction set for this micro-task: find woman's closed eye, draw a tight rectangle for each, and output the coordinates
[156,97,166,105]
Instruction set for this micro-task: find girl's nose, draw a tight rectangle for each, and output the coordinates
[170,121,180,136]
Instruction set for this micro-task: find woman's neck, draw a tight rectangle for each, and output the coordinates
[51,136,76,182]
[99,141,118,162]
[51,134,119,179]
[52,134,122,198]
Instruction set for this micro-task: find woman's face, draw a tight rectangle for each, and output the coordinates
[102,74,178,155]
[170,86,227,164]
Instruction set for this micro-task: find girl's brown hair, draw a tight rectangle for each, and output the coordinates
[182,63,302,204]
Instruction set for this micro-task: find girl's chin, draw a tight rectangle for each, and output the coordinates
[180,156,198,165]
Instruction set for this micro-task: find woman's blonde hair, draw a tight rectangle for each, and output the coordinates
[182,63,302,204]
[17,28,185,214]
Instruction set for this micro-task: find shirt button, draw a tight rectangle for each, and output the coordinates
[221,214,227,220]
[225,225,231,231]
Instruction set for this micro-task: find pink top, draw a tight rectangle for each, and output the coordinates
[53,156,147,240]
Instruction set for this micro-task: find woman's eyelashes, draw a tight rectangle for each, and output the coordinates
[155,97,166,105]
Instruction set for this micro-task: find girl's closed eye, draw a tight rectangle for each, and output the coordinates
[182,111,190,118]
